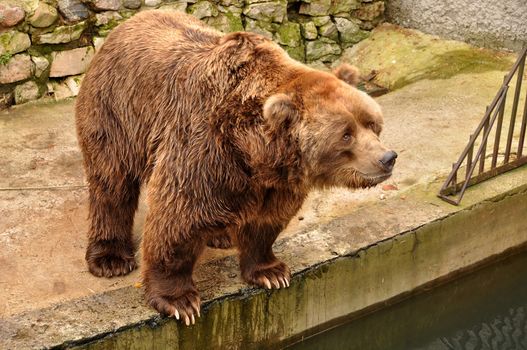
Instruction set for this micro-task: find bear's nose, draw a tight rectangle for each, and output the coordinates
[379,150,397,171]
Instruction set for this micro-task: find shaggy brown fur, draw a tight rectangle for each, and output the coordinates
[75,10,396,325]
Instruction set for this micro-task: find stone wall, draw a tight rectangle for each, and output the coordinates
[0,0,384,108]
[385,0,527,52]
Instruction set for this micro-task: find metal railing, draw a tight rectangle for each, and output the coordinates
[438,46,527,205]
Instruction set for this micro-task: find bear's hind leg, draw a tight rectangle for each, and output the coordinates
[237,222,291,290]
[85,174,140,278]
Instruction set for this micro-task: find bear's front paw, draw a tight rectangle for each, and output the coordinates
[86,240,137,278]
[243,260,291,290]
[149,291,201,326]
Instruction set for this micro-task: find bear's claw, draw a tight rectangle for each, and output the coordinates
[150,291,201,327]
[86,240,137,278]
[245,261,291,290]
[87,255,137,278]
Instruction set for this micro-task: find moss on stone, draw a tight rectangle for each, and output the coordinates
[34,21,88,44]
[206,11,243,33]
[0,53,13,65]
[276,22,302,47]
[306,38,341,62]
[329,0,360,14]
[340,24,515,90]
[0,31,31,55]
[188,1,218,19]
[312,15,331,27]
[244,18,277,38]
[301,22,318,40]
[318,20,338,41]
[283,44,305,62]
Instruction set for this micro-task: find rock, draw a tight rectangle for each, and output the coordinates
[312,15,331,27]
[188,1,218,19]
[334,17,358,41]
[58,0,90,21]
[31,56,50,78]
[329,0,360,14]
[49,47,94,77]
[332,12,352,19]
[318,20,338,41]
[0,31,31,56]
[0,91,14,110]
[334,17,369,43]
[275,22,301,47]
[205,12,243,33]
[95,11,122,26]
[301,22,318,40]
[359,20,375,31]
[243,1,286,23]
[305,38,341,62]
[50,80,75,100]
[33,21,87,44]
[299,0,331,16]
[144,0,162,7]
[29,2,58,28]
[65,75,84,95]
[0,4,25,28]
[244,18,276,38]
[283,44,304,62]
[14,81,42,104]
[123,0,141,9]
[159,2,188,12]
[0,54,33,84]
[83,0,121,11]
[93,36,106,51]
[219,5,242,15]
[20,0,39,14]
[219,0,243,6]
[382,184,398,191]
[354,1,384,21]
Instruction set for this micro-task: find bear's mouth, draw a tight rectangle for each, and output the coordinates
[357,171,392,185]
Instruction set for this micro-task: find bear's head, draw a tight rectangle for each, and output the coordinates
[263,64,397,189]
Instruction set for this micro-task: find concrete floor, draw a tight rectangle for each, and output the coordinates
[1,25,526,348]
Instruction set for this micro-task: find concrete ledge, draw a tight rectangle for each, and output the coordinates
[2,167,527,349]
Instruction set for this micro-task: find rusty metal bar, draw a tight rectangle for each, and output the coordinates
[440,156,527,199]
[452,164,457,192]
[439,98,498,195]
[517,89,527,157]
[504,54,525,162]
[479,111,490,174]
[438,46,527,205]
[491,87,507,168]
[440,91,504,203]
[466,136,473,179]
[438,87,510,204]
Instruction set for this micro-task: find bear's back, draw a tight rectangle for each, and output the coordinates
[77,10,225,137]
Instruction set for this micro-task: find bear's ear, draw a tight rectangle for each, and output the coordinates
[333,64,361,86]
[263,94,298,130]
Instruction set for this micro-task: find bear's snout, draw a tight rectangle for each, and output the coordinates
[379,150,398,172]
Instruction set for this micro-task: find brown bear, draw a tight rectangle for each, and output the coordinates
[75,10,397,326]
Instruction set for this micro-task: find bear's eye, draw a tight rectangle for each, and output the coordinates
[366,122,376,130]
[342,133,352,142]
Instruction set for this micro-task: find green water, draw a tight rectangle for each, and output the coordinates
[287,250,527,350]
